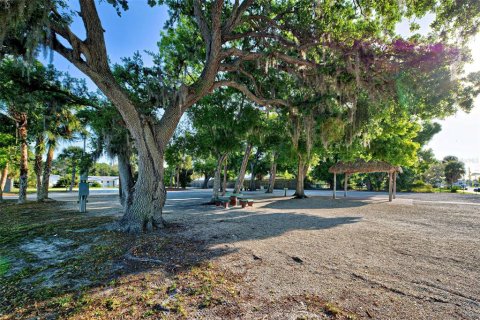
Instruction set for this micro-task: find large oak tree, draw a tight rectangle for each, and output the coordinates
[1,0,479,232]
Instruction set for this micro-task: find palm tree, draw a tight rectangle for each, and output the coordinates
[37,104,82,201]
[1,57,91,203]
[443,156,466,187]
[57,146,84,192]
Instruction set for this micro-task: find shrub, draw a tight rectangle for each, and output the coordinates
[450,186,460,193]
[54,176,72,188]
[411,180,427,187]
[90,181,102,188]
[411,185,434,193]
[179,168,193,188]
[411,180,434,193]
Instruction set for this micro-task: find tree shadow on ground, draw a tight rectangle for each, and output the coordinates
[259,195,371,210]
[0,195,363,318]
[148,196,365,257]
[174,209,361,245]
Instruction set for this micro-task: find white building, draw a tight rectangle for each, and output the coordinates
[88,176,119,188]
[48,175,119,188]
[49,175,61,187]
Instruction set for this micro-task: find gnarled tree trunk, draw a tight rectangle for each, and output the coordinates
[119,144,167,233]
[234,143,252,193]
[87,77,181,233]
[34,135,45,200]
[175,167,180,188]
[212,153,227,201]
[69,164,76,192]
[50,0,220,232]
[202,173,211,189]
[39,142,55,201]
[16,112,28,204]
[0,164,8,203]
[117,149,134,208]
[293,155,308,199]
[248,148,261,191]
[266,152,278,193]
[222,157,228,195]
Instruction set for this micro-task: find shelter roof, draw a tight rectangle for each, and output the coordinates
[328,159,402,174]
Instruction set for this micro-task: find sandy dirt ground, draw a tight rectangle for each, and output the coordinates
[152,194,477,320]
[70,190,480,319]
[2,190,479,319]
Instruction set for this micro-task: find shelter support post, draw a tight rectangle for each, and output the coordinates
[344,173,348,197]
[333,173,336,199]
[328,161,402,203]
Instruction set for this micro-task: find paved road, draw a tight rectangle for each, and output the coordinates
[3,188,120,200]
[3,188,390,201]
[4,187,480,206]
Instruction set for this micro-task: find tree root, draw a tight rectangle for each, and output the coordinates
[124,249,164,264]
[108,221,142,234]
[124,253,164,264]
[112,216,168,234]
[292,194,308,199]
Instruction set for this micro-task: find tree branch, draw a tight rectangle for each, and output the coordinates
[221,48,318,68]
[49,9,88,63]
[78,0,109,72]
[222,0,255,34]
[51,37,91,75]
[212,80,289,107]
[220,48,262,61]
[183,1,225,112]
[193,0,211,45]
[238,67,262,97]
[224,31,299,47]
[210,0,224,33]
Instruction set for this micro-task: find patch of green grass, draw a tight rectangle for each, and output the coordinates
[0,202,243,319]
[52,294,74,308]
[103,297,121,311]
[411,186,434,193]
[0,256,10,276]
[0,202,113,248]
[142,309,155,317]
[167,262,239,314]
[0,201,131,318]
[167,281,177,294]
[301,294,358,319]
[165,296,188,317]
[324,302,342,316]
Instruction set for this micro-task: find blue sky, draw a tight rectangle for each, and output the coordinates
[43,1,169,161]
[45,1,168,87]
[47,2,480,171]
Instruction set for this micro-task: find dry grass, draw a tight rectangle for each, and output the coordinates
[2,192,478,319]
[0,200,354,319]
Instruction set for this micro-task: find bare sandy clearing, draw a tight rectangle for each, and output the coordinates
[167,195,480,319]
[1,192,479,319]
